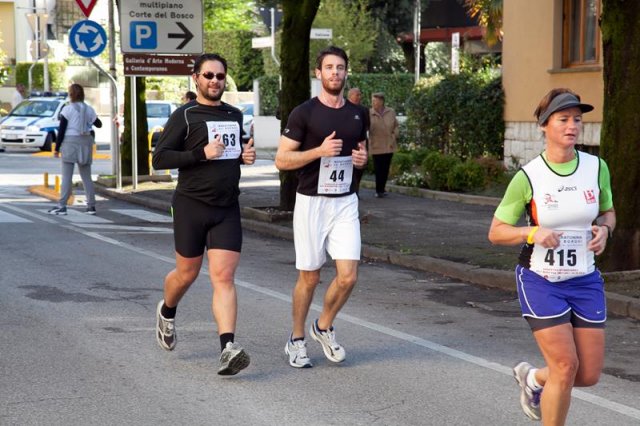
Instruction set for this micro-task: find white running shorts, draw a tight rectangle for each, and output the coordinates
[293,192,361,271]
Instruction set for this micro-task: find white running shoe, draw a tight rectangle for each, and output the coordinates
[285,337,313,368]
[218,342,250,376]
[513,361,542,420]
[155,300,176,351]
[309,320,346,363]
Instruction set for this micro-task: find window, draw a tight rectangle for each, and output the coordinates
[563,0,600,67]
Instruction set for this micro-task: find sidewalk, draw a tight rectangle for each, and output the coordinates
[94,157,640,321]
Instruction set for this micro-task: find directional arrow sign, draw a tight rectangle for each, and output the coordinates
[167,22,194,50]
[69,19,107,58]
[119,0,203,54]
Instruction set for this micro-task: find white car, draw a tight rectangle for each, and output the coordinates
[0,94,67,152]
[236,102,254,142]
[147,100,179,147]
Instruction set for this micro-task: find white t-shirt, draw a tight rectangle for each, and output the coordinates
[11,90,24,108]
[60,102,97,136]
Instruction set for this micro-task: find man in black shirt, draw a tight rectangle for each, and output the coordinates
[152,53,256,376]
[276,46,368,368]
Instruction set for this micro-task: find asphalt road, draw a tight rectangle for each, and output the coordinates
[1,150,639,425]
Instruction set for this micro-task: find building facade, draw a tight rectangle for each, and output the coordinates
[502,0,603,166]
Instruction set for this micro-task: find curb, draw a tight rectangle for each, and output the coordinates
[94,184,640,321]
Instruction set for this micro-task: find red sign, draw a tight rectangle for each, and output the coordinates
[75,0,98,17]
[123,54,198,76]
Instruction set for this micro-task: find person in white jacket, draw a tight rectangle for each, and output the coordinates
[47,84,102,215]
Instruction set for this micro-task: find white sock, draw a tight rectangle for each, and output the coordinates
[526,368,543,391]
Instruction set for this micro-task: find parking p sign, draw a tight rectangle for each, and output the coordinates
[119,0,203,54]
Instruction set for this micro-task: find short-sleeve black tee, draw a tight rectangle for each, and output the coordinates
[283,98,367,196]
[152,101,245,206]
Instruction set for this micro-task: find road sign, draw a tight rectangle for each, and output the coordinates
[119,0,203,54]
[75,0,98,17]
[69,20,107,58]
[251,36,273,49]
[123,54,197,76]
[26,13,49,59]
[310,28,332,39]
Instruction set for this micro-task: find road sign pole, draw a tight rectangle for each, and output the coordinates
[131,76,138,190]
[270,8,279,67]
[107,0,121,190]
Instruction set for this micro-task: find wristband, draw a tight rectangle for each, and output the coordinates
[526,226,539,245]
[602,224,613,239]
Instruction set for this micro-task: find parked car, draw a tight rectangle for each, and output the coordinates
[147,100,179,147]
[0,93,68,152]
[235,102,254,142]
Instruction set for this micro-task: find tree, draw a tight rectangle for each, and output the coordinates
[278,0,321,211]
[599,0,640,271]
[310,0,377,72]
[464,0,503,47]
[203,0,264,91]
[115,0,149,177]
[366,0,430,71]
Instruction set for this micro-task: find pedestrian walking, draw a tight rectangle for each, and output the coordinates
[11,83,26,108]
[347,87,369,197]
[152,53,256,376]
[275,46,368,368]
[182,90,196,103]
[368,93,398,198]
[488,88,616,424]
[47,83,102,215]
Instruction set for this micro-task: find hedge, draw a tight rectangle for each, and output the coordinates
[406,70,504,160]
[204,30,263,91]
[256,73,414,116]
[15,62,66,92]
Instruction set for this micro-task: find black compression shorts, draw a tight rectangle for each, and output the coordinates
[172,192,242,257]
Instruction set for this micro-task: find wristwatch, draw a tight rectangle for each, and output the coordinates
[602,224,613,239]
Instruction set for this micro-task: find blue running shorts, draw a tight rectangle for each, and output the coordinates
[515,265,606,329]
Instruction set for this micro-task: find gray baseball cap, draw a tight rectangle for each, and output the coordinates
[537,93,594,125]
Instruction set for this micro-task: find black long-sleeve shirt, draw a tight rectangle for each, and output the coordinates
[152,101,245,206]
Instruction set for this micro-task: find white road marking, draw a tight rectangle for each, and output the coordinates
[111,208,173,223]
[0,208,32,223]
[76,228,640,421]
[73,223,172,233]
[41,209,112,223]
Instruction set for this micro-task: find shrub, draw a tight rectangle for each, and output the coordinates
[447,160,487,192]
[421,151,461,191]
[389,151,414,178]
[256,75,279,116]
[394,171,427,188]
[406,70,504,160]
[204,30,263,91]
[15,62,66,91]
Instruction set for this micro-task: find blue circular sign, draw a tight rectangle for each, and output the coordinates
[69,20,107,58]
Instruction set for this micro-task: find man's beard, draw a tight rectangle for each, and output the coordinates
[322,78,345,96]
[200,85,224,102]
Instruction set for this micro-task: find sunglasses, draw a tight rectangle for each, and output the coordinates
[198,72,226,80]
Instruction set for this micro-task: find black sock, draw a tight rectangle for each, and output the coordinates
[160,301,176,319]
[292,336,304,342]
[315,320,327,333]
[220,333,234,351]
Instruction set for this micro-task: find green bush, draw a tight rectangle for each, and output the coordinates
[394,171,427,188]
[256,75,279,116]
[421,151,461,191]
[447,160,487,192]
[204,30,264,91]
[345,73,415,114]
[15,62,66,91]
[256,73,414,116]
[406,70,504,160]
[389,151,414,178]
